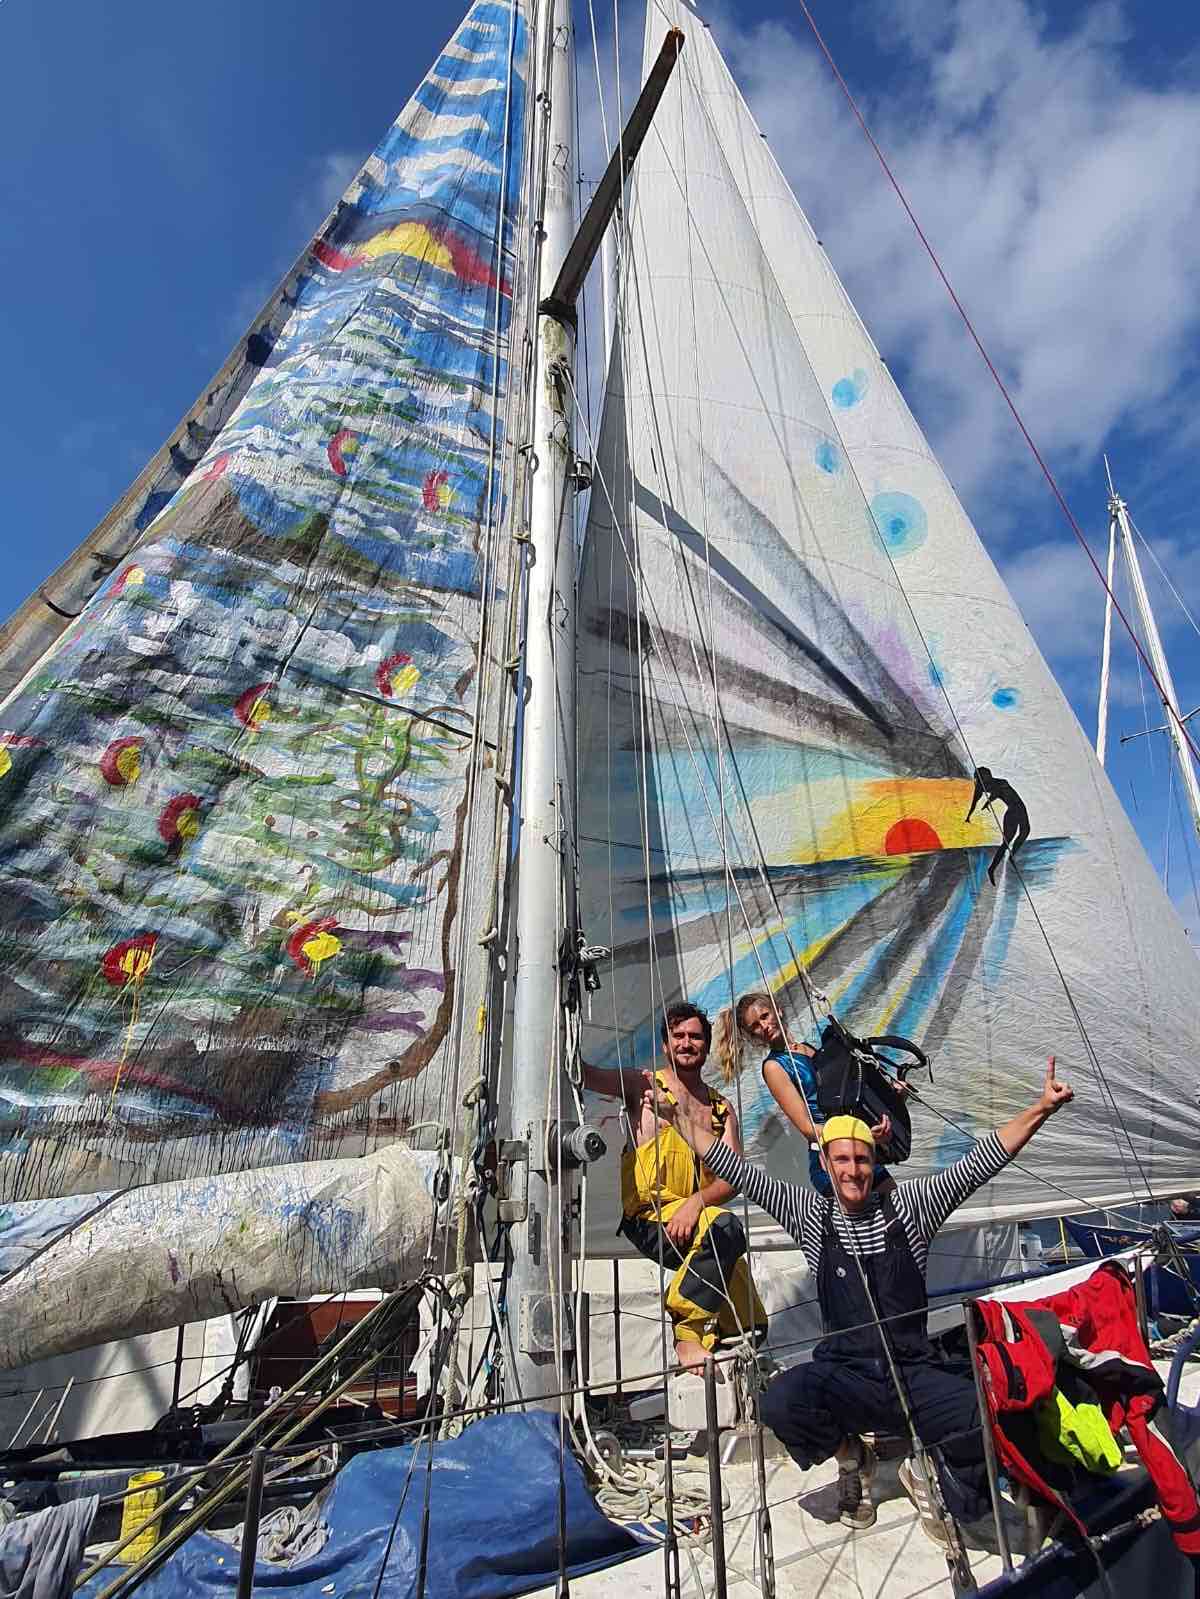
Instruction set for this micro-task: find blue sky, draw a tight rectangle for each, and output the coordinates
[2,0,1199,926]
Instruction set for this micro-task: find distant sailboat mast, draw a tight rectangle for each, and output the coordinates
[1096,456,1200,843]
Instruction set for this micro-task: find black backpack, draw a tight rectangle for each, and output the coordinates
[809,1017,927,1163]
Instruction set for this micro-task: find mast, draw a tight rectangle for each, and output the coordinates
[508,0,580,1406]
[1105,460,1200,842]
[503,0,684,1409]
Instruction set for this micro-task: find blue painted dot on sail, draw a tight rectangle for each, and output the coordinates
[929,658,948,689]
[871,491,928,556]
[831,369,869,409]
[992,686,1020,710]
[814,440,841,474]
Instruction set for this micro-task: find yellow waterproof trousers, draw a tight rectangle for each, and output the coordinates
[620,1127,767,1351]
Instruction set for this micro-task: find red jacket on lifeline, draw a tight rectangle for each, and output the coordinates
[973,1262,1200,1554]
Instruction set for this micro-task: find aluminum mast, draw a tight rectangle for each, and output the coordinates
[506,0,582,1407]
[504,6,685,1405]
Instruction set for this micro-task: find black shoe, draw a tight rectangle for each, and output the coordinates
[837,1440,877,1530]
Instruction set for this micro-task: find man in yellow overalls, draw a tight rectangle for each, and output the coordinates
[583,1002,767,1373]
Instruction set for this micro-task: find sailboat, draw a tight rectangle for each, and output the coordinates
[1,0,1199,1592]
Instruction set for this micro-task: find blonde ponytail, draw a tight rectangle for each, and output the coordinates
[714,1006,742,1085]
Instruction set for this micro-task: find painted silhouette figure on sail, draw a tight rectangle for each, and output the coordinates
[965,767,1030,884]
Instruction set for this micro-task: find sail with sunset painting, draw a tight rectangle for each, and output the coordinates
[0,0,531,1205]
[575,0,1200,1232]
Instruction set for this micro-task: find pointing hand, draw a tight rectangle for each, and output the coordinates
[1039,1055,1073,1114]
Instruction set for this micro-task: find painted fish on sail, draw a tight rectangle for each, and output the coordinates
[0,1,530,1201]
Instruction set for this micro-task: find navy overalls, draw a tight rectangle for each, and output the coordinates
[759,1193,988,1522]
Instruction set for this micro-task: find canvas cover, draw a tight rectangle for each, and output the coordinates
[0,1146,440,1370]
[575,0,1200,1233]
[0,1,531,1201]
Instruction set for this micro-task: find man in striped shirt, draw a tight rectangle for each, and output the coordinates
[664,1057,1073,1539]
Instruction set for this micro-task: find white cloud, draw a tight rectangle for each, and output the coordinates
[701,0,1200,524]
[293,148,364,236]
[1001,537,1108,663]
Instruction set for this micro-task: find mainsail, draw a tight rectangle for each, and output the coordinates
[576,0,1200,1228]
[0,1,531,1204]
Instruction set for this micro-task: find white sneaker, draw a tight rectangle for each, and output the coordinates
[897,1456,949,1546]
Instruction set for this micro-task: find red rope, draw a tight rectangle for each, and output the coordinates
[793,0,1200,769]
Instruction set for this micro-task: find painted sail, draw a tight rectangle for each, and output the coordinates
[0,0,531,1202]
[576,0,1200,1230]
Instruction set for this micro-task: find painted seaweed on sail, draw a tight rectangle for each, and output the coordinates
[0,1,529,1200]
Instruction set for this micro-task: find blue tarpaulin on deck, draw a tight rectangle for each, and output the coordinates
[80,1414,648,1599]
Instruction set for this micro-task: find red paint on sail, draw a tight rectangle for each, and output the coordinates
[314,239,366,271]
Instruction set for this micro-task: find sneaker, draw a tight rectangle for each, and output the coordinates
[897,1456,949,1546]
[837,1439,877,1530]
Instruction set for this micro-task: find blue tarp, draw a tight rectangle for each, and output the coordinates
[80,1414,648,1599]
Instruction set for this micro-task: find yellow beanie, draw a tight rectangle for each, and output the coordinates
[819,1115,875,1149]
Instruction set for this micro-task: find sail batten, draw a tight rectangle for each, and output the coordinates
[575,0,1200,1243]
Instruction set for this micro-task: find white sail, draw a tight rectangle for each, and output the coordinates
[575,0,1200,1233]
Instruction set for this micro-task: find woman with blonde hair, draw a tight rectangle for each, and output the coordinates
[717,991,893,1197]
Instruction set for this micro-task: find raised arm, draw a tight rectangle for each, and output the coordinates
[762,1057,819,1142]
[996,1056,1073,1157]
[906,1056,1072,1239]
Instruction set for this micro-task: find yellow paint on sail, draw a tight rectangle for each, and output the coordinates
[360,222,454,271]
[798,777,990,865]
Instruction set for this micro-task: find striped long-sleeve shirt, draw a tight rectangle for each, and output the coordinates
[703,1131,1012,1281]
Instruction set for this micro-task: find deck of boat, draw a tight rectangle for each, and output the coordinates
[530,1352,1200,1599]
[518,1250,1200,1599]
